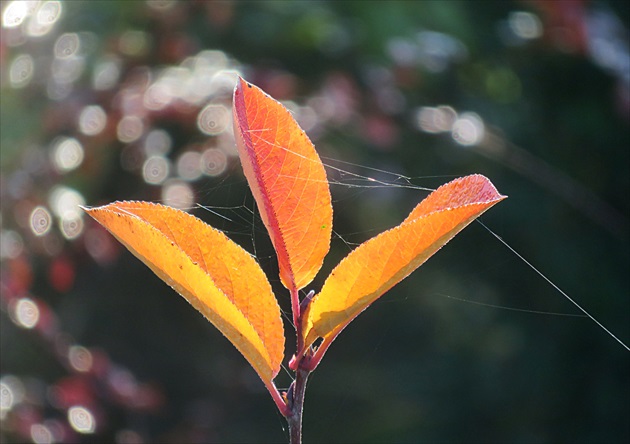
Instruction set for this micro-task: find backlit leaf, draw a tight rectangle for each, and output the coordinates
[233,77,332,291]
[84,201,284,383]
[301,175,506,356]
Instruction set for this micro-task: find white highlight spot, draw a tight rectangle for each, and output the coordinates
[144,129,172,156]
[200,148,228,177]
[36,1,62,25]
[30,423,54,444]
[9,54,34,88]
[12,298,40,329]
[509,11,543,40]
[93,55,121,91]
[1,375,25,418]
[416,105,457,133]
[0,230,24,259]
[54,33,80,59]
[142,156,170,185]
[68,345,93,372]
[68,405,96,434]
[176,151,202,181]
[78,105,107,136]
[60,213,84,240]
[51,137,84,173]
[197,104,229,135]
[117,115,144,143]
[49,185,85,219]
[30,206,52,236]
[2,1,29,28]
[451,112,485,146]
[162,180,194,210]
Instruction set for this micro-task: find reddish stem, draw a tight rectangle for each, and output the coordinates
[290,286,300,334]
[287,366,309,444]
[303,335,334,372]
[284,286,312,443]
[265,380,291,417]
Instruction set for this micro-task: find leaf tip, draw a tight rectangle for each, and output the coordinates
[234,76,251,95]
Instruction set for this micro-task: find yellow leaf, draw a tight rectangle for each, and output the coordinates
[301,175,506,356]
[84,201,284,383]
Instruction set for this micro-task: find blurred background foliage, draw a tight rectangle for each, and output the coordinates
[1,1,628,443]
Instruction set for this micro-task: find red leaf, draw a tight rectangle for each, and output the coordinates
[233,78,332,291]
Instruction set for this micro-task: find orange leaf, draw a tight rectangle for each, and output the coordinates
[84,202,284,383]
[233,77,332,291]
[301,175,506,356]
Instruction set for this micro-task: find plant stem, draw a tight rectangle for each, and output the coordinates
[265,380,291,417]
[287,366,309,444]
[290,287,301,337]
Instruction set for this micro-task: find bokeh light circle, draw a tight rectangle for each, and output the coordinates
[12,298,40,329]
[51,137,84,173]
[451,112,485,146]
[54,33,80,59]
[60,214,84,240]
[176,151,202,181]
[36,1,62,26]
[67,405,96,434]
[48,186,85,219]
[68,345,93,372]
[162,180,194,210]
[78,105,107,136]
[197,104,229,135]
[2,1,29,28]
[9,54,34,88]
[117,115,145,143]
[0,230,24,259]
[142,156,170,184]
[30,206,52,236]
[200,148,228,177]
[144,129,172,156]
[30,424,54,444]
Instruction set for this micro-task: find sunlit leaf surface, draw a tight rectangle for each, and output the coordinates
[85,201,284,382]
[233,77,332,291]
[301,175,506,354]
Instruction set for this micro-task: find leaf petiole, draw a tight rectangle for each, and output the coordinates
[265,380,291,417]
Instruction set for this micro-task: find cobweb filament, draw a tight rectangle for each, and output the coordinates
[246,129,435,192]
[434,293,588,317]
[194,137,629,351]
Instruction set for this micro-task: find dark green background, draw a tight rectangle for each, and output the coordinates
[2,1,628,442]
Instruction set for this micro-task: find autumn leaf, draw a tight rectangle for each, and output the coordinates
[83,202,284,384]
[233,77,332,292]
[83,78,507,431]
[300,175,506,360]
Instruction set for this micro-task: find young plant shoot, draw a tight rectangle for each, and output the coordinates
[84,78,506,443]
